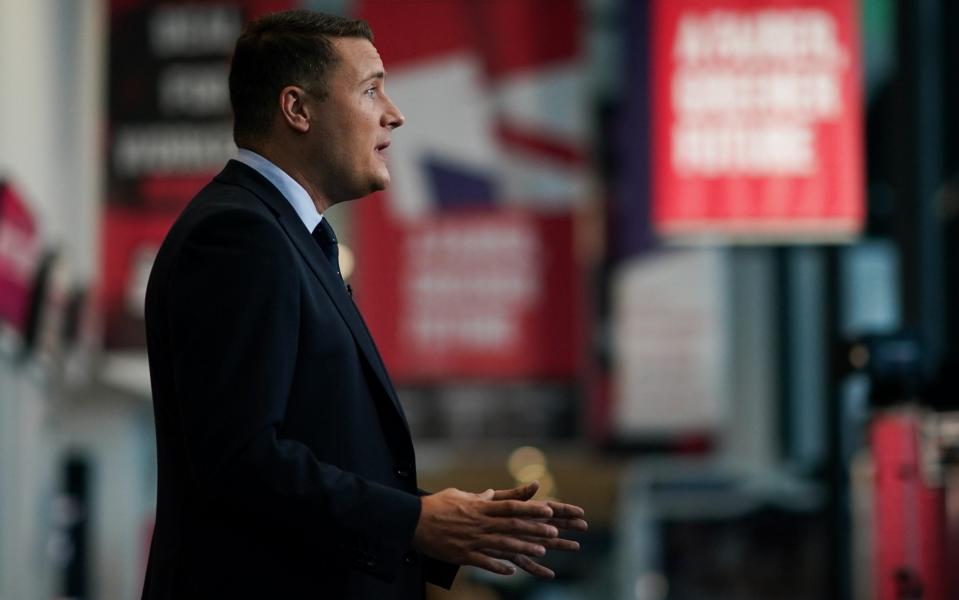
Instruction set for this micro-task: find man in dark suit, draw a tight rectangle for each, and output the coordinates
[141,10,586,600]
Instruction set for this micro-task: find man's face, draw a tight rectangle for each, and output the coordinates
[306,37,404,203]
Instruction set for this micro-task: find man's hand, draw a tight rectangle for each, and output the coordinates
[483,481,589,578]
[412,487,558,576]
[492,481,589,533]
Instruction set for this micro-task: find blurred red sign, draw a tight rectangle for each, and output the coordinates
[355,198,581,381]
[0,183,40,333]
[870,410,948,600]
[652,0,863,241]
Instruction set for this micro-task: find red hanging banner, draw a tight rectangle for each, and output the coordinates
[651,0,864,241]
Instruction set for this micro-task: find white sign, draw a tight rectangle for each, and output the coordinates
[611,249,728,435]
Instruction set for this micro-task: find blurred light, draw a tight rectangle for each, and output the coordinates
[634,572,669,600]
[849,343,870,370]
[508,446,546,482]
[516,462,547,483]
[536,472,556,498]
[339,243,355,281]
[507,446,562,501]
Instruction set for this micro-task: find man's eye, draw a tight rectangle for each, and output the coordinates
[365,87,377,98]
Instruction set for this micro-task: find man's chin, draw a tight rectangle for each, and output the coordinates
[370,171,390,192]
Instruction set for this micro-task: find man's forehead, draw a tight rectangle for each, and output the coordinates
[332,37,384,80]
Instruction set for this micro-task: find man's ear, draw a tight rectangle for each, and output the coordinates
[278,85,311,133]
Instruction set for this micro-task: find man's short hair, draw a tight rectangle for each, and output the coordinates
[229,10,373,144]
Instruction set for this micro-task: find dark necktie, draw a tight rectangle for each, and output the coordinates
[311,218,343,282]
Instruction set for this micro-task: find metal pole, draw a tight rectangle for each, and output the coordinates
[896,0,945,375]
[824,245,851,600]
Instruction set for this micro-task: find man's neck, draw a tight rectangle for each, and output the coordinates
[239,141,332,214]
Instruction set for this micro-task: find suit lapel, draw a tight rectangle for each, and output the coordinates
[280,213,412,432]
[215,161,411,435]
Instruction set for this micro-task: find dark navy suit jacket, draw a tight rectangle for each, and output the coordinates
[141,160,456,599]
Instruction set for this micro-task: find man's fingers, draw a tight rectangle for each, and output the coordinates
[545,500,586,519]
[465,552,515,576]
[484,499,553,519]
[543,517,589,532]
[487,517,558,538]
[481,534,549,558]
[482,549,555,579]
[545,537,581,552]
[519,535,581,552]
[511,554,555,579]
[491,481,540,501]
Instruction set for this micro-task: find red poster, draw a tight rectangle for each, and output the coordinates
[652,0,863,240]
[355,198,581,381]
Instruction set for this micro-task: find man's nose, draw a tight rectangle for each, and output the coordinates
[383,97,405,130]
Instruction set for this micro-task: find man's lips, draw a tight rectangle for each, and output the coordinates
[375,141,391,165]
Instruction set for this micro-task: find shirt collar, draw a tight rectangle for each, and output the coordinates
[235,148,323,232]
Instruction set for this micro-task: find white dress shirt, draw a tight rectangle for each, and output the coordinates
[235,148,323,233]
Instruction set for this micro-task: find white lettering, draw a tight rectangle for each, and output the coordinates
[673,9,843,65]
[402,220,542,351]
[113,123,236,176]
[670,8,846,177]
[158,63,231,117]
[673,123,814,175]
[150,5,242,57]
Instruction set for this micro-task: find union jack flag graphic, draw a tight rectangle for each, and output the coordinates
[353,0,586,381]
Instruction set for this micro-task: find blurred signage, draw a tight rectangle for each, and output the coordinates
[611,250,727,438]
[0,183,41,334]
[108,2,259,208]
[103,0,289,348]
[652,0,864,241]
[870,410,948,600]
[357,206,580,380]
[354,0,585,381]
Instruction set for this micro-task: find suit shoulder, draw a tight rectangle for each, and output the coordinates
[151,190,291,284]
[166,176,287,243]
[181,177,275,223]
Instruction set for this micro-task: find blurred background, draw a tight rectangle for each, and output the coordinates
[1,0,957,598]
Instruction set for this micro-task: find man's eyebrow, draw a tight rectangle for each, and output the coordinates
[360,70,385,84]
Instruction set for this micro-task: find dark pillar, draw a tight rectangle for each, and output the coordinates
[895,0,945,376]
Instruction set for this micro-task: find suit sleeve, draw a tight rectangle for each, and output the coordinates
[164,208,420,581]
